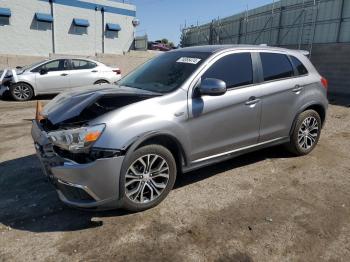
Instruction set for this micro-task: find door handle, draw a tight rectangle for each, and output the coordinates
[61,73,68,76]
[245,96,260,106]
[292,85,303,93]
[91,70,98,73]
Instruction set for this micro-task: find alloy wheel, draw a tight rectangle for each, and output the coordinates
[13,84,31,100]
[125,154,170,204]
[298,116,319,150]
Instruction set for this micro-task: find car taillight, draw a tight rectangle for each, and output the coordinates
[113,69,121,75]
[321,77,328,89]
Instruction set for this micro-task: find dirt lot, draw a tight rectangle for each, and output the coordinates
[0,98,349,262]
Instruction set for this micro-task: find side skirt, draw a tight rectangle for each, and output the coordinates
[182,137,289,173]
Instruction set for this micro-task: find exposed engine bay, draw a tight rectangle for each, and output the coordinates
[39,85,161,131]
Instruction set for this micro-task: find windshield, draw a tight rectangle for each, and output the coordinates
[118,51,210,93]
[21,60,48,71]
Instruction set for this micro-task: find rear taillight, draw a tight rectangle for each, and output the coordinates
[321,77,328,89]
[113,69,121,75]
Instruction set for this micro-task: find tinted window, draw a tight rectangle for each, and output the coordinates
[260,53,294,81]
[290,56,308,76]
[34,60,69,72]
[202,53,253,88]
[118,51,210,93]
[0,16,10,26]
[73,26,87,35]
[71,60,97,70]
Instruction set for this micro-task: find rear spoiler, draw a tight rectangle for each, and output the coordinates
[258,44,310,57]
[299,50,310,56]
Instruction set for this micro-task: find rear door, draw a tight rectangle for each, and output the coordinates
[68,59,99,88]
[257,52,308,142]
[34,59,70,93]
[187,52,262,162]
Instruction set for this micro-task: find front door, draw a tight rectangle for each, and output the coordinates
[187,52,262,162]
[34,59,70,94]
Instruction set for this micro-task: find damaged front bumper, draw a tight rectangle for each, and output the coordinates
[31,120,125,209]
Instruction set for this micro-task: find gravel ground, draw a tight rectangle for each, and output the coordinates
[0,98,349,262]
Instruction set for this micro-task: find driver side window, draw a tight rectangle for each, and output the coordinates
[202,53,253,89]
[33,60,68,73]
[41,60,61,72]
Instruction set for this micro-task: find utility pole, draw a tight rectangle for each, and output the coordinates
[49,0,55,54]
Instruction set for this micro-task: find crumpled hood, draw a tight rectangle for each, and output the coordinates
[42,84,160,125]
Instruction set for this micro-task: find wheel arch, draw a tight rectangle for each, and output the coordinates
[117,131,188,201]
[124,131,189,173]
[303,104,326,126]
[94,79,110,85]
[10,81,36,97]
[290,102,327,135]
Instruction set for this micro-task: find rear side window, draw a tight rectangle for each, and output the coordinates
[290,56,308,76]
[71,60,97,70]
[202,53,253,88]
[260,53,294,81]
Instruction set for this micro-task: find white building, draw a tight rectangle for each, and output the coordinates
[0,0,137,56]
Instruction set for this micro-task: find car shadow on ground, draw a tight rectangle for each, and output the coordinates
[0,146,293,234]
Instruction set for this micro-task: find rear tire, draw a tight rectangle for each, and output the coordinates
[285,109,322,156]
[10,83,34,101]
[120,145,177,212]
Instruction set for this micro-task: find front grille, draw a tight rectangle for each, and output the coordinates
[40,119,58,132]
[56,182,95,202]
[54,146,92,164]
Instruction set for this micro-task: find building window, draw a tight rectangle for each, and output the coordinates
[32,13,53,31]
[105,23,121,39]
[0,7,11,26]
[71,18,89,35]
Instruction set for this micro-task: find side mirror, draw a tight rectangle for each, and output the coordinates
[39,69,48,75]
[199,78,227,96]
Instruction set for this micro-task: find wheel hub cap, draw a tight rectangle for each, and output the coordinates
[125,154,170,204]
[13,85,30,100]
[298,116,319,150]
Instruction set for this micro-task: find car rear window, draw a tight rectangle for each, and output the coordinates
[260,53,294,81]
[202,53,253,88]
[290,56,308,76]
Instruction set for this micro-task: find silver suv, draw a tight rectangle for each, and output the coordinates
[31,45,328,211]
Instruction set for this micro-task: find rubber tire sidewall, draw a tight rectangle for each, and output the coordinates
[10,83,34,101]
[120,144,177,212]
[287,109,322,156]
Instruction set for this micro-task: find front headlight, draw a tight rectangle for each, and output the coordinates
[48,124,105,153]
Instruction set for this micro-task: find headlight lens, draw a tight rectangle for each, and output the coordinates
[48,124,105,153]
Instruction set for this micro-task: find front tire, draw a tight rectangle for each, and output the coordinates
[10,83,34,101]
[286,109,322,156]
[120,145,177,212]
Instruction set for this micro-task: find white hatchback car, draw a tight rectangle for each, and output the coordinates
[3,58,121,101]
